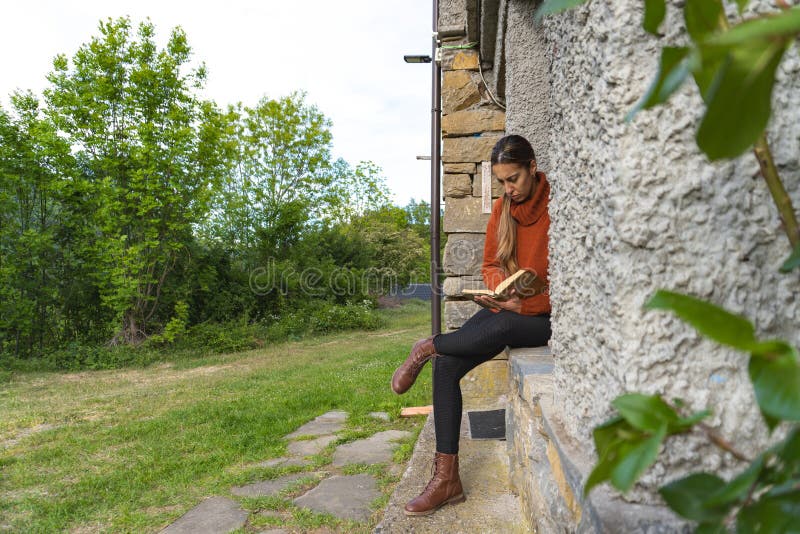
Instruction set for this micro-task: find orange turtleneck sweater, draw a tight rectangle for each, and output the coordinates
[481,171,551,316]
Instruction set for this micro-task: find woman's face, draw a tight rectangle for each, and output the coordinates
[493,160,537,203]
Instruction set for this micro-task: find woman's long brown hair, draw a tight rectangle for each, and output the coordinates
[491,135,536,275]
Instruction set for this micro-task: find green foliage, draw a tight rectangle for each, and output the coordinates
[654,427,800,532]
[780,243,800,273]
[44,17,232,345]
[748,348,800,425]
[0,18,432,366]
[643,0,666,35]
[322,159,393,224]
[627,47,691,119]
[553,0,800,161]
[684,0,724,43]
[645,290,757,352]
[585,395,710,494]
[659,473,730,524]
[147,300,189,345]
[696,37,786,159]
[648,290,800,427]
[579,289,800,530]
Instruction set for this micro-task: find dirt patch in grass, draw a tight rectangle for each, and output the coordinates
[0,422,62,449]
[68,520,109,534]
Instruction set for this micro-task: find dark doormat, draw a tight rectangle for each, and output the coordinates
[467,409,506,440]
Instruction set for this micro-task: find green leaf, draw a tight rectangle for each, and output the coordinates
[749,349,800,422]
[691,46,729,102]
[585,417,642,495]
[610,425,667,492]
[627,47,691,121]
[705,455,765,506]
[643,0,667,35]
[735,0,749,15]
[760,409,782,432]
[737,491,800,533]
[697,39,787,160]
[748,339,796,358]
[776,426,800,464]
[696,523,728,534]
[674,409,712,431]
[585,446,617,496]
[593,416,628,454]
[534,0,589,22]
[707,7,800,48]
[684,0,725,41]
[780,242,800,273]
[659,473,729,522]
[646,290,756,352]
[613,393,678,432]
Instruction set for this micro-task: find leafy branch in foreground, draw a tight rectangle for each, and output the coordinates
[585,291,800,532]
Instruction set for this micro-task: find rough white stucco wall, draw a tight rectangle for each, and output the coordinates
[439,0,467,29]
[505,0,800,500]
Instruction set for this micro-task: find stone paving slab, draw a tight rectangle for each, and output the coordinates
[231,473,307,498]
[293,474,379,522]
[332,430,412,467]
[284,410,348,439]
[160,496,248,534]
[253,456,310,468]
[287,434,337,457]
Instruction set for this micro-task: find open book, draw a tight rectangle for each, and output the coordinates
[461,269,546,301]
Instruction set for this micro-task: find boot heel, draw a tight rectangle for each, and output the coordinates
[447,493,466,505]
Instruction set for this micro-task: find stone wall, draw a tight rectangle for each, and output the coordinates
[504,0,800,502]
[439,31,507,332]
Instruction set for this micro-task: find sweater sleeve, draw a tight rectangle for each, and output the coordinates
[482,198,507,291]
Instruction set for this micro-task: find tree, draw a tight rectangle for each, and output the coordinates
[0,93,75,356]
[322,159,393,224]
[44,17,231,345]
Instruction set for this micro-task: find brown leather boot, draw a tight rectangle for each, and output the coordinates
[404,452,465,516]
[391,335,437,394]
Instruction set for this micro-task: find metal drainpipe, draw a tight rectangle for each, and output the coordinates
[431,0,442,336]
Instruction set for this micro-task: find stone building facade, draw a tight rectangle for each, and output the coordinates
[438,0,800,530]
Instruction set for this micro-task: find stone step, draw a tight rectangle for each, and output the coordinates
[375,412,529,534]
[507,347,688,532]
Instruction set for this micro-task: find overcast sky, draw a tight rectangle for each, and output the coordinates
[0,0,434,206]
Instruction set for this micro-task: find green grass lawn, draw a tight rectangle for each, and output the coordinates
[0,300,434,533]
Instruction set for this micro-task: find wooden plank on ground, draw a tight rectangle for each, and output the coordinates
[400,405,433,417]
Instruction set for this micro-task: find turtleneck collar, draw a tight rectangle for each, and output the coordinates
[509,171,549,226]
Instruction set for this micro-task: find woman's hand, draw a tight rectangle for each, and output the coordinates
[475,289,522,313]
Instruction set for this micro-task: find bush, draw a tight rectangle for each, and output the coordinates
[0,300,385,372]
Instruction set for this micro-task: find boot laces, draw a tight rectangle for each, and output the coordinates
[421,455,445,493]
[412,353,436,372]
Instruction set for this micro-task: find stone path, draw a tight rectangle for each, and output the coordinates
[230,473,308,498]
[293,474,379,521]
[160,410,414,533]
[161,496,248,534]
[332,429,412,467]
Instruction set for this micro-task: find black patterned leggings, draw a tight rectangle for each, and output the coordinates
[431,308,552,454]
